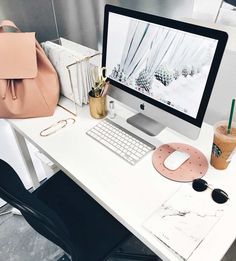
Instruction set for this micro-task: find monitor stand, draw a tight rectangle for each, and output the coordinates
[127,113,165,136]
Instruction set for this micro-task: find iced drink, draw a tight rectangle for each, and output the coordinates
[210,121,236,170]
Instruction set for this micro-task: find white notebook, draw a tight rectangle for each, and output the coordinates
[143,184,227,260]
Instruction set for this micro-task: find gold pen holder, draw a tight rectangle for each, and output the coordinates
[88,91,107,119]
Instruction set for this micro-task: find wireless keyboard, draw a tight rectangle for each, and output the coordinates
[86,118,155,165]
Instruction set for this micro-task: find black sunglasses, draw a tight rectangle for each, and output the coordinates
[192,179,229,204]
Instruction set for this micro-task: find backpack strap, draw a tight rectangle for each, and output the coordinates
[0,20,19,32]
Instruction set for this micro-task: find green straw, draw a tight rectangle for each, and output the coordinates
[227,98,235,134]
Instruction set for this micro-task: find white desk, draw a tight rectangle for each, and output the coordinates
[7,99,236,261]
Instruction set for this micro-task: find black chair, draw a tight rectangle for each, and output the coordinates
[0,159,159,261]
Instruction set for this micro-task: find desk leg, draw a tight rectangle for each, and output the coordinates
[11,128,40,189]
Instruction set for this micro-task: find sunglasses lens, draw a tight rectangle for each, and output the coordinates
[212,189,229,204]
[192,179,208,192]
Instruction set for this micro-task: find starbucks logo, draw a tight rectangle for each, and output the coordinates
[212,143,222,157]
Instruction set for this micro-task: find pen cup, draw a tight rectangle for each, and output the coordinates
[88,90,107,119]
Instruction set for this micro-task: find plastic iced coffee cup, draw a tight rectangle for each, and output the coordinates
[210,121,236,170]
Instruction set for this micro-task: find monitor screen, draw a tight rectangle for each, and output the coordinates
[102,5,228,139]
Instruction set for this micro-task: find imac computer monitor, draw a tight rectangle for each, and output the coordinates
[102,5,228,139]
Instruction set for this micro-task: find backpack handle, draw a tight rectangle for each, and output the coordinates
[0,20,20,32]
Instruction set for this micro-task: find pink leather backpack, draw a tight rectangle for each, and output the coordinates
[0,20,59,118]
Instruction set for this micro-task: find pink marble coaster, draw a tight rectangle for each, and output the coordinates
[152,143,208,182]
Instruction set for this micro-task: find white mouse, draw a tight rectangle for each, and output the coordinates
[164,150,190,171]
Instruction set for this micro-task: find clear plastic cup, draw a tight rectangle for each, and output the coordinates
[210,121,236,170]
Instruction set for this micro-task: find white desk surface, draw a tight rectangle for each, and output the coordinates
[7,99,236,261]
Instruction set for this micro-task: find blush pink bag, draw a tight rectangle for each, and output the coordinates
[0,20,59,118]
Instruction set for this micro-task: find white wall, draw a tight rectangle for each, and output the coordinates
[205,49,236,124]
[193,0,223,22]
[183,17,236,125]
